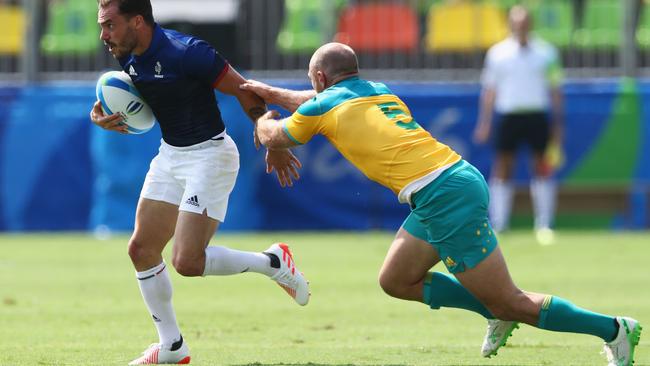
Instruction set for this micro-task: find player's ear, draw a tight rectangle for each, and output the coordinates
[133,14,145,29]
[317,71,327,90]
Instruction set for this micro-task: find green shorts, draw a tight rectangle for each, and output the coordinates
[402,160,498,273]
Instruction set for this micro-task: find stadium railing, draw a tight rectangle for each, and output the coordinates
[1,0,648,81]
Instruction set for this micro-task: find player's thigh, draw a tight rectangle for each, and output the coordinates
[452,246,521,316]
[129,198,179,269]
[177,136,239,223]
[416,162,498,274]
[172,210,219,263]
[380,225,441,287]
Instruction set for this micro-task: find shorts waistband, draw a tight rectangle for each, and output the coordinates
[161,131,227,151]
[410,159,469,208]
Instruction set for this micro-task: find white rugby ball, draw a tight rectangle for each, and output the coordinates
[95,71,155,134]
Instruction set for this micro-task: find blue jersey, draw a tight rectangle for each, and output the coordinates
[119,24,229,147]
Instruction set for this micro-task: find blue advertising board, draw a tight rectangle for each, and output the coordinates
[0,79,648,232]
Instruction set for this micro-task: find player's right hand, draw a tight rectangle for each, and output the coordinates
[473,122,490,144]
[265,148,301,188]
[90,100,129,134]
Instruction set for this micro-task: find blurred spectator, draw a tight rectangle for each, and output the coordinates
[473,5,564,245]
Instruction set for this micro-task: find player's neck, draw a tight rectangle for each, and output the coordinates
[132,25,154,56]
[327,72,359,88]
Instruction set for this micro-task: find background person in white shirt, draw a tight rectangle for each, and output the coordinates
[473,5,564,245]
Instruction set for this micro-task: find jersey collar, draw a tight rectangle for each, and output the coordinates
[330,75,359,89]
[135,23,165,61]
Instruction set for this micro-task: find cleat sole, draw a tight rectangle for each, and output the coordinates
[628,323,642,366]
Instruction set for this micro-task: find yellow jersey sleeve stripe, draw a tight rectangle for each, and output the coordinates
[282,119,304,145]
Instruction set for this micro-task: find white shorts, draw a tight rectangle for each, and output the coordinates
[140,133,240,222]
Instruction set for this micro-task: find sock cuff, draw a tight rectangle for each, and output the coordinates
[537,295,553,328]
[136,261,167,280]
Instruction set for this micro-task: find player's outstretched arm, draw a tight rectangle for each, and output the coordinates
[216,67,302,186]
[215,67,267,124]
[256,110,298,149]
[89,100,129,134]
[240,80,315,113]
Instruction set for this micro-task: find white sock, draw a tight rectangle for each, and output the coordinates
[203,246,275,276]
[531,178,557,229]
[489,178,514,232]
[136,262,181,349]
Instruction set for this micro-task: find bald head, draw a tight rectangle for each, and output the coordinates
[309,42,359,88]
[509,5,531,44]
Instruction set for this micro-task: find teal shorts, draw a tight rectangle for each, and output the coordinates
[402,160,498,273]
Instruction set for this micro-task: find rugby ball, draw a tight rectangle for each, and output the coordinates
[95,71,155,134]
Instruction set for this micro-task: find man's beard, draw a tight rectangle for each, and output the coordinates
[105,34,137,59]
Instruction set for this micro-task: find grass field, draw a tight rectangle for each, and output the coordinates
[0,231,648,366]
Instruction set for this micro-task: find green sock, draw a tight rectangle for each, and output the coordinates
[537,295,618,341]
[422,272,493,319]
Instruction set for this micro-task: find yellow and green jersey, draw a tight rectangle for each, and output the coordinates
[283,76,461,204]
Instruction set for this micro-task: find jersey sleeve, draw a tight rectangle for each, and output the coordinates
[182,40,229,85]
[545,46,564,88]
[481,49,498,89]
[283,98,323,145]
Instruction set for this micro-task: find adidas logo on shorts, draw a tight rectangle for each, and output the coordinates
[185,195,199,207]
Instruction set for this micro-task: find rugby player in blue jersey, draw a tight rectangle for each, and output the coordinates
[89,0,308,364]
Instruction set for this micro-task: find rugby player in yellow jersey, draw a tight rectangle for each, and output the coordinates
[241,43,641,365]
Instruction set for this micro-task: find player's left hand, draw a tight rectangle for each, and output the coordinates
[240,79,275,105]
[265,148,301,187]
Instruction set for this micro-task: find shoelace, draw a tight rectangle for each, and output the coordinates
[276,270,298,286]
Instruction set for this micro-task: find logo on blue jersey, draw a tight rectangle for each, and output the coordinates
[126,100,144,115]
[154,61,164,79]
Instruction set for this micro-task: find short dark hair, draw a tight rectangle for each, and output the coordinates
[98,0,155,25]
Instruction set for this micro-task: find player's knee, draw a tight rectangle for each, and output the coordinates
[128,237,153,264]
[171,254,203,277]
[378,272,407,299]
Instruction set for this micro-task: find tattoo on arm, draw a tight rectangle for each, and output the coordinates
[248,106,266,122]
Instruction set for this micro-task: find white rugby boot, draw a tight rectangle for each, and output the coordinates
[128,337,190,365]
[264,243,310,306]
[481,319,519,357]
[603,316,642,366]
